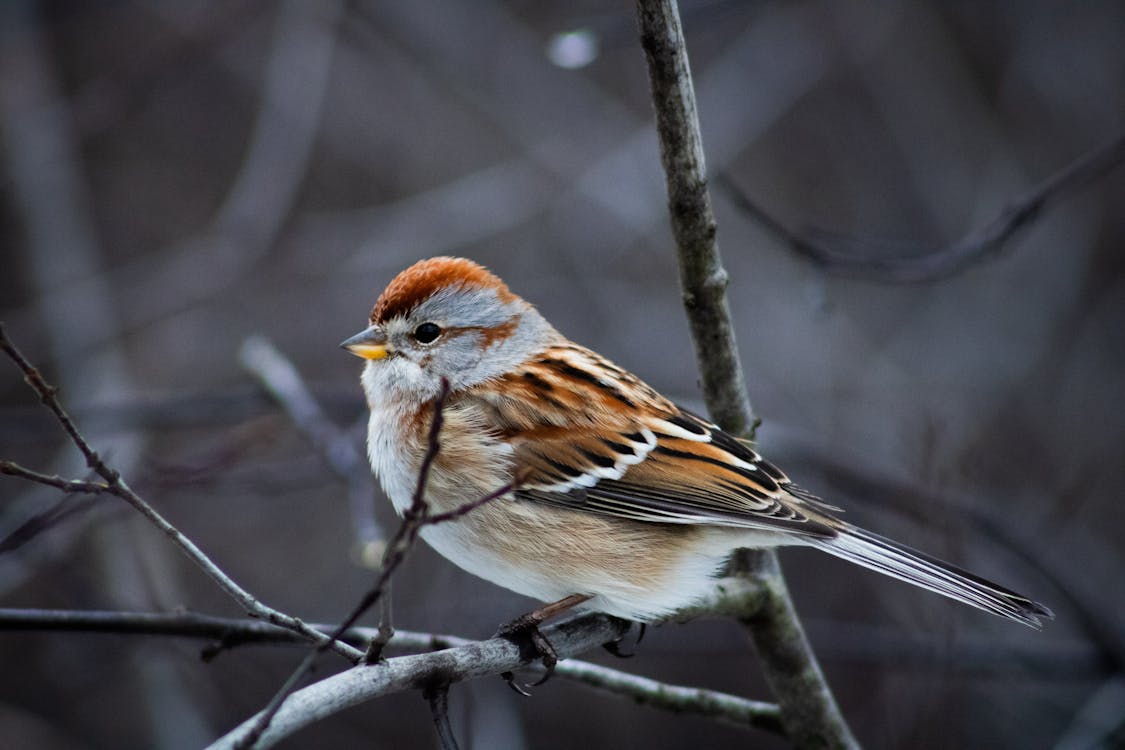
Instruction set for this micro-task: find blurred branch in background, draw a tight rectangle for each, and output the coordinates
[798,443,1125,674]
[1053,677,1125,750]
[316,0,827,277]
[717,132,1125,283]
[0,0,148,596]
[68,1,269,140]
[3,0,343,360]
[239,335,384,564]
[0,386,360,441]
[0,3,209,745]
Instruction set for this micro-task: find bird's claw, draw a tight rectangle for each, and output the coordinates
[495,617,561,693]
[601,621,646,659]
[501,671,534,696]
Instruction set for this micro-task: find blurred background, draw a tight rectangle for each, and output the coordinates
[1,1,1122,748]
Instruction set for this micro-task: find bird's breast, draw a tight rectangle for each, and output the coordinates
[366,397,514,517]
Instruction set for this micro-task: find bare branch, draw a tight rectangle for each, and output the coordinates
[634,1,858,747]
[555,657,782,734]
[4,0,345,361]
[0,461,110,495]
[209,615,627,750]
[239,335,384,560]
[0,604,790,741]
[719,131,1125,283]
[0,328,121,482]
[425,481,518,525]
[337,379,456,653]
[0,325,362,662]
[0,608,342,645]
[633,1,755,439]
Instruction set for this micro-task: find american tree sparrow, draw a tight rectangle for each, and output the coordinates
[343,257,1051,631]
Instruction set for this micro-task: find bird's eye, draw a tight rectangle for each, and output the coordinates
[412,322,442,344]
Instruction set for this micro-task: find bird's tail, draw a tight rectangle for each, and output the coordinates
[810,524,1053,629]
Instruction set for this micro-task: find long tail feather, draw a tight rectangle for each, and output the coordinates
[811,524,1053,629]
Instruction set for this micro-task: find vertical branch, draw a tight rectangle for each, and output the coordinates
[633,0,755,438]
[634,1,859,748]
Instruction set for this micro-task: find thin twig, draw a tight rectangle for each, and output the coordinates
[719,132,1125,283]
[344,378,454,656]
[4,0,344,362]
[0,325,361,662]
[0,461,111,495]
[425,481,518,525]
[0,491,100,555]
[0,329,120,482]
[554,657,783,733]
[237,379,509,747]
[634,1,858,747]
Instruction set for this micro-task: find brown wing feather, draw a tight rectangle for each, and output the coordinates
[465,344,838,539]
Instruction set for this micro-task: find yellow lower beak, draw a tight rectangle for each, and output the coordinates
[340,327,392,360]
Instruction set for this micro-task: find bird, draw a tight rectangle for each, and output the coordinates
[341,256,1052,640]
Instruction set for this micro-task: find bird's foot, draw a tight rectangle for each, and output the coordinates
[494,593,591,694]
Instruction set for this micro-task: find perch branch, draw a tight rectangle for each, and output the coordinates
[206,612,770,750]
[1,606,1094,677]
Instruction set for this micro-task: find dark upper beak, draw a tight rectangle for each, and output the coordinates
[340,326,392,360]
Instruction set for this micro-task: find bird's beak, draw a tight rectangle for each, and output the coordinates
[340,326,392,360]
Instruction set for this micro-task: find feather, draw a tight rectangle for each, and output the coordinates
[811,525,1054,628]
[468,344,839,537]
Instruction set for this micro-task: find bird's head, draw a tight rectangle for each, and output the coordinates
[342,257,554,404]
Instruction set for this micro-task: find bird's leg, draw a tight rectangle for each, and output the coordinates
[496,593,591,693]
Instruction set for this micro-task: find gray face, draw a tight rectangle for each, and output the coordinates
[361,285,556,405]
